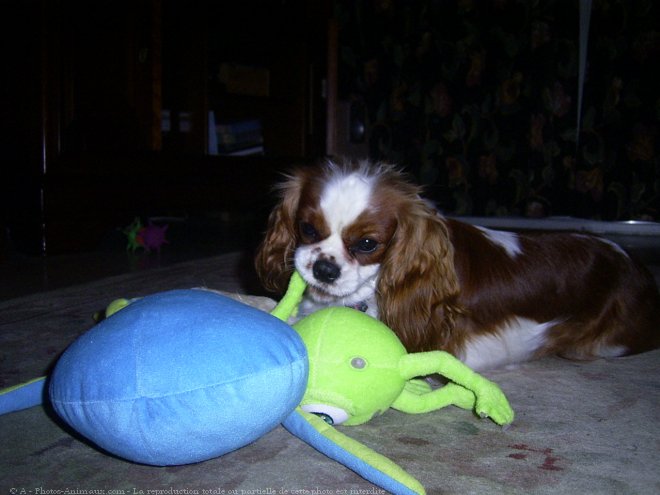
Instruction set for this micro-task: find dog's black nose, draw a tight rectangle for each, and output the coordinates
[313,259,341,283]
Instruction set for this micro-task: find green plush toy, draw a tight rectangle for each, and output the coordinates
[102,274,514,427]
[277,272,514,495]
[285,275,514,428]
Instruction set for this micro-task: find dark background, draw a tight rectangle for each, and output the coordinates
[1,0,658,258]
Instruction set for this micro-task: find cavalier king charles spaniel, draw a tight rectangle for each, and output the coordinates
[255,159,660,370]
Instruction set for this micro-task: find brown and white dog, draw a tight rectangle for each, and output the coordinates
[255,159,660,370]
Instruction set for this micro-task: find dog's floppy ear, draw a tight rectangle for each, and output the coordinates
[377,204,463,352]
[255,171,305,294]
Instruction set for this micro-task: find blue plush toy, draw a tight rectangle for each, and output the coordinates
[50,288,308,466]
[0,273,513,495]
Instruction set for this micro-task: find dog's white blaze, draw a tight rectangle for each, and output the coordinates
[461,317,560,371]
[476,226,522,258]
[322,232,347,259]
[321,172,374,233]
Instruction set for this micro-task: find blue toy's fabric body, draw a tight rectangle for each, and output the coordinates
[49,289,308,465]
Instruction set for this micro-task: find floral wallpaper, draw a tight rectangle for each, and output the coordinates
[336,0,660,220]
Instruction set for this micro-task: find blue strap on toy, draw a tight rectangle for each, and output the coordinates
[283,408,424,495]
[0,376,46,415]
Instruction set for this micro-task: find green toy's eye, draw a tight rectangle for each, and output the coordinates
[350,357,367,369]
[314,413,334,425]
[301,404,349,425]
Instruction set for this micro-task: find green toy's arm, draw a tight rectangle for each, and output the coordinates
[270,271,306,321]
[395,351,514,426]
[283,408,426,495]
[392,382,477,414]
[0,376,47,415]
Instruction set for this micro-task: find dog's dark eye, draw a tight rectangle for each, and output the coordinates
[353,238,378,253]
[300,222,319,241]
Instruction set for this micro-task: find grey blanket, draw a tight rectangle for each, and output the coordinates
[1,252,658,494]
